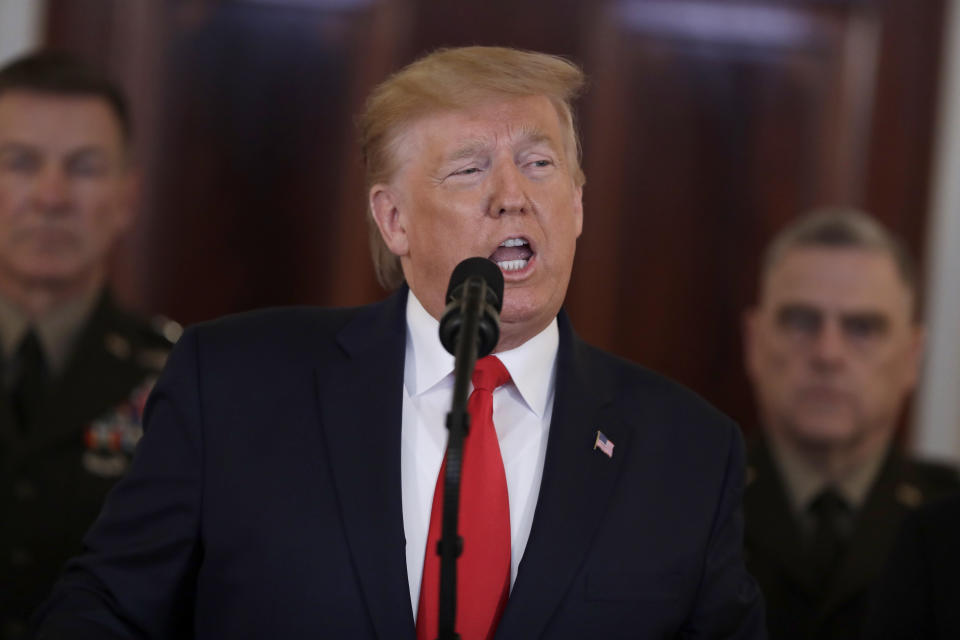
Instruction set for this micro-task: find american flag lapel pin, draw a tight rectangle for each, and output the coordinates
[594,430,614,458]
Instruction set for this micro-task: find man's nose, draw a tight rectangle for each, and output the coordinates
[810,319,847,370]
[34,165,71,210]
[489,163,528,217]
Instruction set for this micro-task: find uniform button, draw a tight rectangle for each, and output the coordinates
[9,548,33,568]
[12,479,36,501]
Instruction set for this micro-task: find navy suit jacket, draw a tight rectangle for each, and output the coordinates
[35,289,764,639]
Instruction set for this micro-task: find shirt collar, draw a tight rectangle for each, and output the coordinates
[0,295,29,361]
[0,288,100,375]
[404,291,455,396]
[404,290,558,418]
[768,435,887,512]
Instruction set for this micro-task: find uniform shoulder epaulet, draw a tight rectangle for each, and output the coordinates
[895,457,960,509]
[135,315,181,371]
[104,310,182,372]
[149,315,183,346]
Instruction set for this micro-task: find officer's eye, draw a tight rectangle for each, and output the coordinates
[776,305,822,336]
[0,148,41,174]
[841,313,888,340]
[66,151,110,178]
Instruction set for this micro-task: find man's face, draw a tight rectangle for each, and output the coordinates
[744,247,924,453]
[371,94,583,350]
[0,90,132,299]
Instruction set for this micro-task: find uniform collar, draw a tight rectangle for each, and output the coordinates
[0,287,100,376]
[767,434,888,512]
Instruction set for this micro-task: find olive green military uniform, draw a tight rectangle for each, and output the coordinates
[744,438,960,640]
[0,291,177,640]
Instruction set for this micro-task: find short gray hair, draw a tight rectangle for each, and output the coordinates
[762,207,919,304]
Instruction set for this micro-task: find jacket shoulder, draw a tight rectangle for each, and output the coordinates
[191,305,363,344]
[181,304,381,370]
[900,456,960,497]
[574,338,738,434]
[94,296,181,373]
[581,342,733,423]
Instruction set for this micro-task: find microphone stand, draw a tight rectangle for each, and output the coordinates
[436,277,486,640]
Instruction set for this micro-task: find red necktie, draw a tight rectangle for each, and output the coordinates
[417,355,512,640]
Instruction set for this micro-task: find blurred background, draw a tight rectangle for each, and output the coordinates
[2,0,958,463]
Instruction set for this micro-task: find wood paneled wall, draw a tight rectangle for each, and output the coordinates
[43,0,946,431]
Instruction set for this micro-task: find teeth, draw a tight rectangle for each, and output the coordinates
[499,238,527,247]
[497,259,528,272]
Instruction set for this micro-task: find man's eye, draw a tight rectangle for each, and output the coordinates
[777,307,822,335]
[452,167,481,176]
[0,152,40,173]
[525,158,554,170]
[841,314,888,339]
[67,156,109,177]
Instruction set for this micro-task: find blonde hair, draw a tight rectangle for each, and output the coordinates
[358,46,587,289]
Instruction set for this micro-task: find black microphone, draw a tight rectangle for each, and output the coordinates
[439,257,504,358]
[434,257,504,640]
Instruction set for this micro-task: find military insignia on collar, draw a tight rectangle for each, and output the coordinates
[895,483,923,508]
[81,376,157,477]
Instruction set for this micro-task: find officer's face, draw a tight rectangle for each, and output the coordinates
[370,94,583,352]
[0,90,133,302]
[744,247,924,455]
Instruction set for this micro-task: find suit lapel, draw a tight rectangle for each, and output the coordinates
[496,312,632,640]
[316,288,416,640]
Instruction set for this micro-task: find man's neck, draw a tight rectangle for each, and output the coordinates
[768,425,894,488]
[0,270,104,320]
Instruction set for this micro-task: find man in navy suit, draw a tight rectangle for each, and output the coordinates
[35,46,764,639]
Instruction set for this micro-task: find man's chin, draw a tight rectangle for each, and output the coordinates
[6,257,93,290]
[786,418,861,452]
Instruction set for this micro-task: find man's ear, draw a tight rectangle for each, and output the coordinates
[573,183,583,238]
[369,184,409,257]
[904,323,927,390]
[742,307,761,380]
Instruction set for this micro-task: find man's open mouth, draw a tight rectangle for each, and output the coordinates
[489,237,533,272]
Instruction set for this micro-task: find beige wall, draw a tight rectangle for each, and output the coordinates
[914,0,960,465]
[0,0,45,66]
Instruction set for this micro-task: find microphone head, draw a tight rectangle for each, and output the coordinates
[439,257,504,357]
[445,257,504,311]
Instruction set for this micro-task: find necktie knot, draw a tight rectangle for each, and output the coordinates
[471,355,510,393]
[808,488,848,523]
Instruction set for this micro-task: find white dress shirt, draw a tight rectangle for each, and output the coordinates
[401,291,558,618]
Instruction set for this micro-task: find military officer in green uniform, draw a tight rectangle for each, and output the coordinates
[0,52,178,639]
[741,208,960,640]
